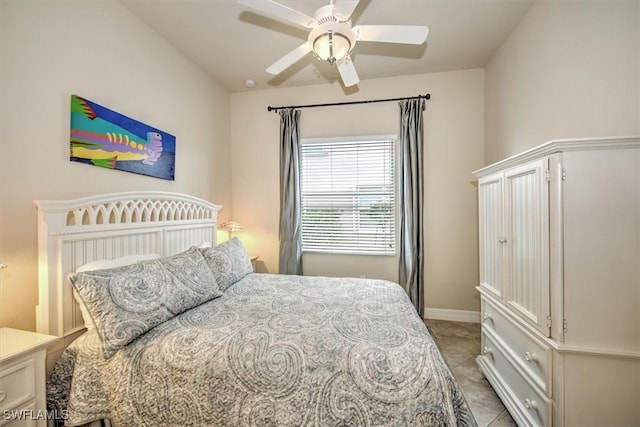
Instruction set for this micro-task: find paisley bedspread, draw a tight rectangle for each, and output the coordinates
[48,273,477,427]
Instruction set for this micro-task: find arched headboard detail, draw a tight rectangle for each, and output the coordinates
[34,192,222,354]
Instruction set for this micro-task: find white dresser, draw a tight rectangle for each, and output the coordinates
[474,136,640,427]
[0,328,58,426]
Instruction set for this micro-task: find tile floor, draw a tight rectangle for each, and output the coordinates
[425,319,518,427]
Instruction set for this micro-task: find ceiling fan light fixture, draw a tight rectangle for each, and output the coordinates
[308,20,355,65]
[312,30,351,64]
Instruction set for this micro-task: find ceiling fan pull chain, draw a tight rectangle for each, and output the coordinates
[328,30,336,64]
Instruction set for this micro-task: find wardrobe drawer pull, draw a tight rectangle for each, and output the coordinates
[483,312,492,322]
[483,346,493,356]
[525,398,538,410]
[524,351,538,362]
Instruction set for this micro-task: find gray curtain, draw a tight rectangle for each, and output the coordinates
[398,98,425,317]
[278,108,303,275]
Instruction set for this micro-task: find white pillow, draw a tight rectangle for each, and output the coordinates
[72,254,161,330]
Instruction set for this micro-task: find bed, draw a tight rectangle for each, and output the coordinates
[35,191,476,427]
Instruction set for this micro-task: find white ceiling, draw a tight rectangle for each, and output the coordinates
[119,0,535,93]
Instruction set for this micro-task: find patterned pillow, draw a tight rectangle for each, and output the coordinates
[69,247,222,358]
[199,237,253,291]
[73,254,162,331]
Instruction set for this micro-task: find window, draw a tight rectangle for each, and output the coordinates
[300,135,396,255]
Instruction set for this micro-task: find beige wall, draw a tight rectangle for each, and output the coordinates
[11,0,627,328]
[0,0,232,331]
[485,0,640,164]
[230,69,485,314]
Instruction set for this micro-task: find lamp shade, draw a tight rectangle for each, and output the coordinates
[219,221,243,232]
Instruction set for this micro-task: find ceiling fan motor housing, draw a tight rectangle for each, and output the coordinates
[308,5,355,64]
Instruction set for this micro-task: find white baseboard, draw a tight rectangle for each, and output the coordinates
[424,308,480,323]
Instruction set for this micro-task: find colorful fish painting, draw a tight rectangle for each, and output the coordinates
[70,95,175,180]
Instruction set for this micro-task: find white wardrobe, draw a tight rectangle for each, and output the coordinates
[474,136,639,427]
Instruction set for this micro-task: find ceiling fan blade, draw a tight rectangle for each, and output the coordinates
[337,56,360,87]
[237,0,316,30]
[353,25,429,45]
[266,42,312,75]
[333,0,360,20]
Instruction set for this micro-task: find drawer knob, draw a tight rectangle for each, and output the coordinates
[0,390,6,403]
[483,312,492,322]
[525,351,538,362]
[525,398,538,410]
[497,237,508,244]
[483,346,493,356]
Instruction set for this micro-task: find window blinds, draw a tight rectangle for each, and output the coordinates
[300,136,395,255]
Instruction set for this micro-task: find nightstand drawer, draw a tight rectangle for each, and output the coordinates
[2,400,37,427]
[0,328,57,427]
[482,298,552,395]
[0,358,35,413]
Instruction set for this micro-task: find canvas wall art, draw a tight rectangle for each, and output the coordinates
[70,95,175,180]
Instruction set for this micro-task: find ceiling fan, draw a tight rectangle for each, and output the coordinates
[237,0,429,87]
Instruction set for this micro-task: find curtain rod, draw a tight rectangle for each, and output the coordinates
[267,93,430,112]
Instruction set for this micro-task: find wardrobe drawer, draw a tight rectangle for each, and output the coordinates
[481,330,551,427]
[481,298,552,395]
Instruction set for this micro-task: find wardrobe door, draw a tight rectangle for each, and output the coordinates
[478,172,505,299]
[504,159,551,336]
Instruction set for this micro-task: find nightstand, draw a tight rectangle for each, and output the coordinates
[0,328,58,426]
[250,256,258,272]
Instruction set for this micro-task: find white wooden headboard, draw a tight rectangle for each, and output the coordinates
[34,191,221,351]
